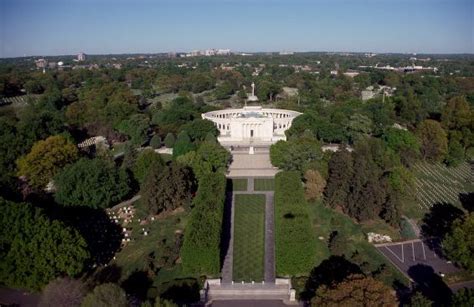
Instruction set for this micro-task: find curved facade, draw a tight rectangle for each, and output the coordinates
[202,106,301,145]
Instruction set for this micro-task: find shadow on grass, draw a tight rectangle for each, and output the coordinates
[407,264,452,306]
[459,192,474,212]
[421,203,464,240]
[219,188,233,271]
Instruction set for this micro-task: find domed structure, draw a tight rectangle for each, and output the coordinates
[202,105,301,146]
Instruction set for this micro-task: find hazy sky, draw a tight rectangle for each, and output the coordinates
[0,0,472,57]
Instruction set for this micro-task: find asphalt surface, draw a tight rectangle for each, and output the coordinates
[376,239,460,278]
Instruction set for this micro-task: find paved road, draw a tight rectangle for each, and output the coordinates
[0,287,39,307]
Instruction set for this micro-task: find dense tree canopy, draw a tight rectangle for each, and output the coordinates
[81,283,127,307]
[141,164,195,215]
[0,198,89,290]
[133,148,164,184]
[54,158,131,208]
[270,135,322,172]
[416,120,448,162]
[17,135,79,189]
[311,274,398,307]
[442,213,474,272]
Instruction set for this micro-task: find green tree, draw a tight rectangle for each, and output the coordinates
[164,133,176,148]
[382,128,420,166]
[177,142,230,181]
[181,119,219,142]
[408,291,433,307]
[133,149,164,184]
[173,131,195,158]
[270,136,322,172]
[443,213,474,271]
[445,136,465,167]
[452,288,474,307]
[141,164,195,215]
[416,119,448,162]
[116,113,150,145]
[17,135,79,189]
[0,198,89,290]
[81,283,127,307]
[150,135,161,149]
[324,150,353,208]
[54,158,130,208]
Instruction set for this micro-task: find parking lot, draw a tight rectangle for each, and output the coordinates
[375,239,460,279]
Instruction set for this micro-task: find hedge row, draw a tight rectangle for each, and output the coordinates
[181,172,227,275]
[274,171,317,276]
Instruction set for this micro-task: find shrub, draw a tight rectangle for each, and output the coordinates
[150,135,162,149]
[181,173,227,275]
[274,171,316,276]
[164,133,176,148]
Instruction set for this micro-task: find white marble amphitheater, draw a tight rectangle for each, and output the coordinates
[202,106,301,146]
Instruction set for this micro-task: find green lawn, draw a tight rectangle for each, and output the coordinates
[230,178,248,192]
[233,194,266,282]
[254,178,275,191]
[112,200,190,280]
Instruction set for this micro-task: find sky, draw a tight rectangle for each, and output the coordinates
[0,0,472,57]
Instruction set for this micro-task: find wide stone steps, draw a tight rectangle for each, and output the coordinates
[208,284,289,301]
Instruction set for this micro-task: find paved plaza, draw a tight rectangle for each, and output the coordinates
[227,148,279,177]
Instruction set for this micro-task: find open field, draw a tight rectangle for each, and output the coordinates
[412,162,473,211]
[233,194,266,282]
[254,178,275,191]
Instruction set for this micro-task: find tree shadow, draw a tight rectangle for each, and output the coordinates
[159,278,200,305]
[219,189,232,271]
[459,192,474,213]
[421,202,464,240]
[57,206,123,268]
[90,264,122,286]
[407,264,452,305]
[302,255,362,300]
[121,270,153,301]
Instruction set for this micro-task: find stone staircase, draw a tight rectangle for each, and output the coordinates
[202,279,296,304]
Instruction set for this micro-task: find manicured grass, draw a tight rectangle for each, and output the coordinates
[411,162,473,215]
[307,200,408,286]
[254,178,275,191]
[233,194,266,282]
[231,178,248,192]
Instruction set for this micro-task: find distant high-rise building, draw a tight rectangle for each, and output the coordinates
[77,52,86,61]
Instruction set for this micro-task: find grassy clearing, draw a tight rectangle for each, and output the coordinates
[233,194,266,282]
[112,200,190,280]
[230,178,248,192]
[254,178,275,191]
[307,200,408,286]
[412,162,473,214]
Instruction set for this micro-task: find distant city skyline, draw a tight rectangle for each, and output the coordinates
[0,0,472,58]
